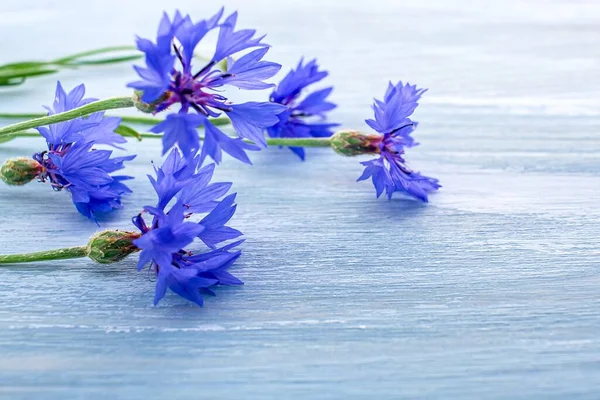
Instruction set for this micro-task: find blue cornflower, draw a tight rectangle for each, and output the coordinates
[128,9,286,164]
[132,149,243,307]
[267,59,339,160]
[357,81,440,202]
[32,82,135,219]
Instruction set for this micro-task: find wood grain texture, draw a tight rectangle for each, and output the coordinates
[0,0,599,399]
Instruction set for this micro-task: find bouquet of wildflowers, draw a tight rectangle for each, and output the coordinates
[0,8,439,307]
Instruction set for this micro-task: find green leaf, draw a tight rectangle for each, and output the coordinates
[0,61,48,71]
[0,113,45,119]
[0,61,56,86]
[0,78,26,86]
[0,67,58,86]
[215,58,228,71]
[0,135,16,143]
[0,68,58,80]
[0,61,55,86]
[210,116,230,126]
[119,115,162,125]
[70,55,142,66]
[115,124,143,141]
[52,45,138,64]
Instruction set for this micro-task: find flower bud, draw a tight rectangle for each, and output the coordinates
[330,131,382,156]
[133,90,169,114]
[87,230,140,264]
[0,157,43,186]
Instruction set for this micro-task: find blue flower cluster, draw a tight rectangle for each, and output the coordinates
[0,7,444,307]
[33,82,135,220]
[267,59,339,160]
[132,149,243,306]
[128,9,286,164]
[357,82,440,202]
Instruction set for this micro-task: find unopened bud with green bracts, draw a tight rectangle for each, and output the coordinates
[87,230,141,264]
[330,130,382,156]
[0,157,43,186]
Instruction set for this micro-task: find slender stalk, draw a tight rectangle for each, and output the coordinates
[7,132,333,147]
[263,138,331,147]
[0,96,135,137]
[0,113,230,127]
[118,115,230,127]
[50,45,213,67]
[0,246,88,264]
[0,113,48,119]
[0,47,142,87]
[51,45,138,65]
[0,46,219,87]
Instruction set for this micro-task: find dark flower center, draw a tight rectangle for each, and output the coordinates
[32,146,72,190]
[158,43,234,116]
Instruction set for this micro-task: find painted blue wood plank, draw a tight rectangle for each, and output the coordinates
[0,0,599,399]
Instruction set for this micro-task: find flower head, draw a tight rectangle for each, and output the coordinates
[267,59,339,160]
[128,9,286,164]
[357,81,440,202]
[31,82,135,220]
[132,149,243,307]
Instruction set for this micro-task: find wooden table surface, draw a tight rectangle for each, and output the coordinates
[0,0,599,398]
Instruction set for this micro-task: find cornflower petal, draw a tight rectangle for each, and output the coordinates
[357,82,439,201]
[150,113,204,157]
[212,12,268,62]
[267,59,339,159]
[129,9,282,162]
[218,47,281,90]
[200,119,259,165]
[228,102,286,148]
[31,82,135,220]
[131,148,244,306]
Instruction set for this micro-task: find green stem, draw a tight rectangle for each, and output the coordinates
[0,113,48,119]
[7,131,332,147]
[51,45,138,65]
[0,46,221,87]
[0,113,230,127]
[0,246,88,264]
[119,115,230,127]
[0,47,143,87]
[0,96,135,137]
[264,138,331,147]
